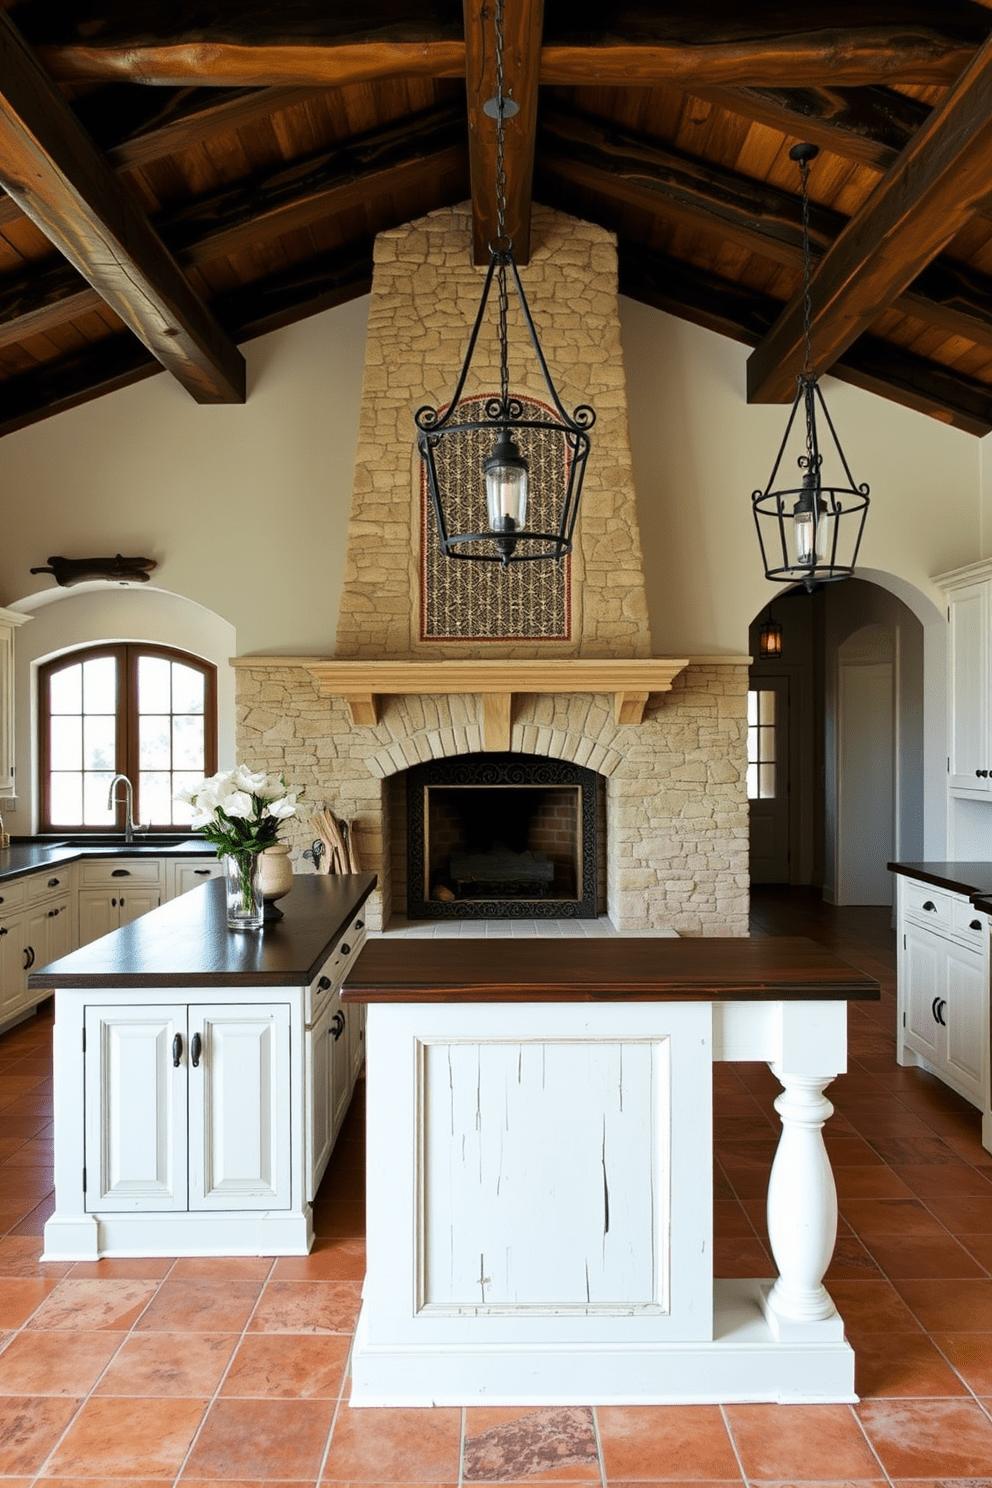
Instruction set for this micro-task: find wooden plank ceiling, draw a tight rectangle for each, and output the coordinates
[2,0,992,436]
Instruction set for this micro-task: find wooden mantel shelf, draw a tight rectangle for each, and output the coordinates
[230,656,737,750]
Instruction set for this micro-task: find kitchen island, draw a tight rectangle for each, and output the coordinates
[342,936,879,1407]
[30,872,375,1260]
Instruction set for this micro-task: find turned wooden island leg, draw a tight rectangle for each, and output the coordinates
[764,1070,840,1331]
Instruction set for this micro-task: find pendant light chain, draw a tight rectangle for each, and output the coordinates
[493,0,510,413]
[799,154,813,379]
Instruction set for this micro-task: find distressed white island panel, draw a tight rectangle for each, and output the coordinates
[343,936,880,1407]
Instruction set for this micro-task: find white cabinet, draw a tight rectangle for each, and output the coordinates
[76,858,162,943]
[303,905,368,1200]
[0,605,29,796]
[84,1002,292,1215]
[896,875,990,1111]
[937,560,992,798]
[0,869,73,1032]
[171,858,223,897]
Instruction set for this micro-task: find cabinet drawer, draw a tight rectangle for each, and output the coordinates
[78,858,162,886]
[902,880,958,928]
[26,868,72,903]
[305,913,368,1024]
[952,900,991,945]
[0,878,26,909]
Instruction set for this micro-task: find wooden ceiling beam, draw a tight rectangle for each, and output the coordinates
[539,106,992,355]
[17,3,988,90]
[617,243,992,437]
[0,10,244,404]
[747,29,992,403]
[0,104,467,351]
[463,0,543,266]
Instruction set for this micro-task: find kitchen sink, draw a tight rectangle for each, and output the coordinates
[50,833,204,848]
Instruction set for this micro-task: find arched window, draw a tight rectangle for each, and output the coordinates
[38,643,217,833]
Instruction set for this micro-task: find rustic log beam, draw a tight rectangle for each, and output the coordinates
[617,242,992,437]
[14,2,988,89]
[463,0,542,266]
[687,84,929,174]
[539,107,992,354]
[0,105,466,350]
[0,10,245,403]
[747,29,992,403]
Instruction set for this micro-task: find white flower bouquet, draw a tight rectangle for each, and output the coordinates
[174,767,300,926]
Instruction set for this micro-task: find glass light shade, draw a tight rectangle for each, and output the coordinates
[759,619,783,657]
[792,474,823,568]
[483,432,528,534]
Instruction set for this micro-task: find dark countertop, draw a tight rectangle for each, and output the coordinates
[973,894,992,916]
[342,935,879,1004]
[28,873,376,989]
[0,837,221,885]
[888,861,992,901]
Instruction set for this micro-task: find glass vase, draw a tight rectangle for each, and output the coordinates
[222,851,264,930]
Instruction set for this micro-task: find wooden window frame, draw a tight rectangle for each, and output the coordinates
[38,642,217,834]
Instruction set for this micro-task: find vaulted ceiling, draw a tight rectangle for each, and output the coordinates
[2,1,992,437]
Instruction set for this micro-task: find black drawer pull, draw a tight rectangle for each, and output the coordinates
[922,900,936,912]
[341,943,351,956]
[48,876,60,887]
[172,1033,183,1067]
[970,919,983,931]
[111,868,131,877]
[0,926,6,936]
[354,919,364,930]
[194,869,211,876]
[317,975,332,992]
[190,1032,202,1068]
[23,946,34,970]
[331,1011,346,1041]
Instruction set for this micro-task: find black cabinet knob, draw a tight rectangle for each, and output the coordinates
[317,975,332,992]
[48,876,60,887]
[331,1011,346,1041]
[971,919,983,931]
[922,900,936,912]
[341,943,350,956]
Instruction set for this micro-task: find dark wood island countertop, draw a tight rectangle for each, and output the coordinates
[28,873,376,990]
[342,935,880,1004]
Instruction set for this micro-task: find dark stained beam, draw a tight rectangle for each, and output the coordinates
[618,242,992,437]
[0,10,244,403]
[463,0,543,265]
[0,239,375,439]
[687,84,929,174]
[747,29,992,403]
[0,103,467,350]
[539,105,992,354]
[14,2,988,89]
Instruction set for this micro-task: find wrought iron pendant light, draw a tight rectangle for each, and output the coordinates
[414,0,594,567]
[751,143,869,592]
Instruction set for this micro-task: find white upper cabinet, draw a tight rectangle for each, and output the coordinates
[0,606,29,797]
[937,560,992,798]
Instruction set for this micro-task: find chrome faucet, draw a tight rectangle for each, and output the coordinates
[107,774,139,844]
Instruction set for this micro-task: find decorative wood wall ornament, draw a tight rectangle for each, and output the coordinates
[30,554,157,587]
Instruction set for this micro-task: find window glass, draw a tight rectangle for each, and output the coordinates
[747,689,776,800]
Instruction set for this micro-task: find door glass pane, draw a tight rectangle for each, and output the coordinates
[747,690,777,800]
[138,655,171,713]
[83,656,116,714]
[83,715,116,771]
[49,663,81,715]
[171,662,205,715]
[139,714,171,770]
[49,716,82,772]
[139,771,173,825]
[50,773,82,825]
[83,771,115,826]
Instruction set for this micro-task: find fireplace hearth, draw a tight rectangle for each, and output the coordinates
[406,753,599,919]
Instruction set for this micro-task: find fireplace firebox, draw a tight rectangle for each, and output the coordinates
[406,753,599,919]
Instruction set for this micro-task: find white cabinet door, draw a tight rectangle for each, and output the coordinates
[117,888,161,927]
[188,1004,291,1211]
[903,922,943,1063]
[948,580,991,795]
[330,1000,353,1137]
[77,889,120,946]
[306,998,335,1201]
[46,898,73,962]
[84,1005,188,1212]
[0,907,26,1025]
[944,939,987,1105]
[173,861,222,897]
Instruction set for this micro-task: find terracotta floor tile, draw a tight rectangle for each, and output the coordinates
[603,1482,744,1488]
[0,1395,81,1474]
[463,1406,600,1481]
[722,1404,882,1480]
[713,1237,773,1278]
[67,1256,175,1280]
[44,1394,208,1478]
[27,1278,159,1331]
[931,1332,992,1394]
[0,1329,121,1395]
[11,1190,58,1235]
[865,1135,958,1166]
[2,1137,56,1167]
[186,1481,319,1488]
[248,1279,363,1333]
[322,1404,463,1481]
[596,1405,740,1480]
[958,1233,992,1270]
[184,1396,336,1480]
[838,1198,947,1239]
[852,1331,969,1397]
[924,1194,992,1234]
[0,1275,61,1327]
[856,1397,992,1476]
[39,1479,173,1487]
[834,1166,915,1200]
[824,1235,881,1280]
[860,1233,985,1278]
[272,1237,367,1282]
[713,1202,755,1239]
[133,1277,261,1332]
[891,1163,992,1197]
[311,1198,367,1238]
[169,1255,273,1280]
[220,1332,350,1398]
[92,1331,238,1396]
[892,1278,992,1331]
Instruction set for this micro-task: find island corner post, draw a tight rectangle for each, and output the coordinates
[341,935,880,1407]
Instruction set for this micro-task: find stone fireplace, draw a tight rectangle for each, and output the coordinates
[234,203,749,936]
